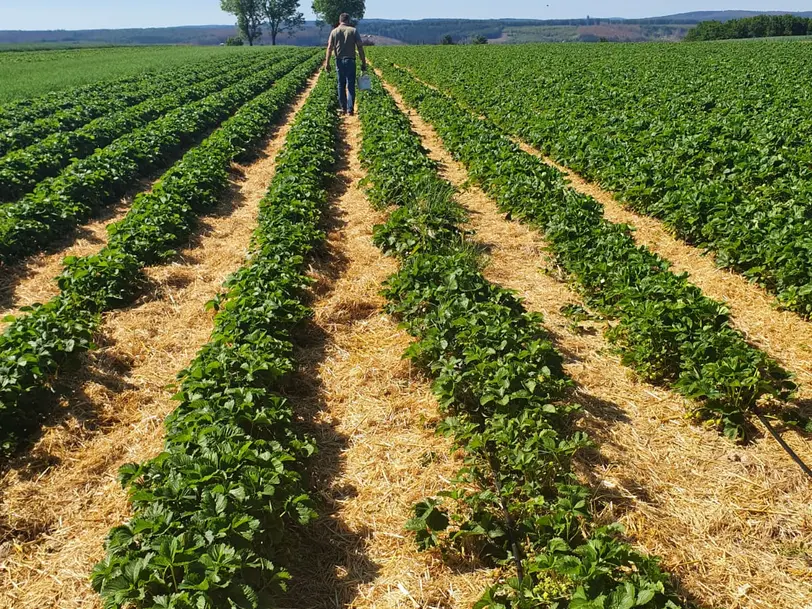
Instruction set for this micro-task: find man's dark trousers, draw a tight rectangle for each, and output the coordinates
[337,57,356,113]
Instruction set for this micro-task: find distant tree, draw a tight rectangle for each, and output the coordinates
[263,0,305,45]
[440,34,454,45]
[472,34,488,44]
[311,0,365,28]
[225,35,245,45]
[685,14,812,41]
[221,0,264,45]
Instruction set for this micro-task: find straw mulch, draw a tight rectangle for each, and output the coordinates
[0,191,138,331]
[280,114,494,609]
[523,146,812,402]
[0,76,320,609]
[381,79,812,609]
[393,64,812,402]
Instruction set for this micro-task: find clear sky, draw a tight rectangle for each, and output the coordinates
[0,0,810,30]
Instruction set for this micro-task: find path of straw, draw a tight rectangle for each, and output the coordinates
[393,65,812,403]
[279,113,493,609]
[0,75,319,609]
[380,77,812,609]
[0,189,141,331]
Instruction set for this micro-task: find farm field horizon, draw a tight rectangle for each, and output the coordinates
[0,35,810,609]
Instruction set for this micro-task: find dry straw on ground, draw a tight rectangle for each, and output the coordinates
[395,64,812,401]
[524,147,812,401]
[280,114,493,609]
[0,76,319,609]
[380,77,812,609]
[0,191,138,330]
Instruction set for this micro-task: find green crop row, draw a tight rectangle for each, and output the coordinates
[0,52,281,201]
[0,55,322,457]
[374,60,803,442]
[372,43,812,316]
[0,46,263,104]
[91,69,338,609]
[0,50,316,266]
[358,71,686,609]
[0,49,267,132]
[0,51,279,158]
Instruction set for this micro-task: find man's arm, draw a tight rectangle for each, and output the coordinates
[324,32,334,71]
[356,35,367,70]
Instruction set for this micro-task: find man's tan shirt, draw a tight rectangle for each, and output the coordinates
[330,24,361,59]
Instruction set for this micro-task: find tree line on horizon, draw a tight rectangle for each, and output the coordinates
[221,0,365,45]
[686,14,812,41]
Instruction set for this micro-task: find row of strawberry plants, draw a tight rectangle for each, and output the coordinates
[374,61,800,442]
[0,51,280,201]
[374,45,812,317]
[0,69,147,131]
[0,51,267,134]
[0,51,279,158]
[358,72,687,609]
[0,49,316,266]
[91,69,338,609]
[0,55,322,457]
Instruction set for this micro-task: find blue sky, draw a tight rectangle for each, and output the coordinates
[1,1,810,30]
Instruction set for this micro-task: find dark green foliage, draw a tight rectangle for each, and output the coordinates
[0,52,280,201]
[373,43,812,317]
[0,49,315,265]
[372,59,798,442]
[358,70,687,609]
[92,70,339,609]
[0,53,323,457]
[0,52,275,161]
[686,14,812,40]
[311,0,365,27]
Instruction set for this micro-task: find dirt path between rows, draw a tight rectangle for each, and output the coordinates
[0,75,319,609]
[279,113,492,609]
[391,64,812,403]
[380,77,812,609]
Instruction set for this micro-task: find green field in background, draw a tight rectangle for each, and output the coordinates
[0,45,273,103]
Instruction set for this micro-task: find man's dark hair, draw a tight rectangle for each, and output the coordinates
[339,13,350,24]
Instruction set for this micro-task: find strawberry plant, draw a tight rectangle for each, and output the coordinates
[92,71,339,608]
[372,43,812,316]
[0,52,280,201]
[373,60,799,442]
[0,55,323,457]
[358,71,688,609]
[0,49,318,266]
[0,51,279,159]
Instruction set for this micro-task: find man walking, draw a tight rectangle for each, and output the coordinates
[324,13,367,115]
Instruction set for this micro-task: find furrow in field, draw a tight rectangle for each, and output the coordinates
[280,114,491,609]
[379,77,812,609]
[0,77,318,609]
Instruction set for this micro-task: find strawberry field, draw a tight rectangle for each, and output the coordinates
[0,41,810,609]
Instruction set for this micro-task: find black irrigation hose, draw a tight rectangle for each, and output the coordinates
[753,406,812,480]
